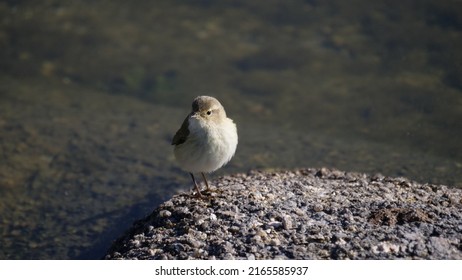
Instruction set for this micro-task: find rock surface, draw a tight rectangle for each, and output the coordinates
[104,168,462,259]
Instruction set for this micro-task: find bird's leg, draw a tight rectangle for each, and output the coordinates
[189,173,203,197]
[201,172,210,191]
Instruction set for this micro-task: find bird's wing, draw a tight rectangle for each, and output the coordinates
[171,115,190,145]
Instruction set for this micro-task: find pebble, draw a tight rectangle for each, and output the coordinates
[282,215,293,230]
[159,210,171,218]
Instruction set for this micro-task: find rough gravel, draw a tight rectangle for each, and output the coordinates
[104,168,462,259]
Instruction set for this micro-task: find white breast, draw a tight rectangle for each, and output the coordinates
[174,116,238,173]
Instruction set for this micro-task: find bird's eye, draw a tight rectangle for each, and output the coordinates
[206,110,212,115]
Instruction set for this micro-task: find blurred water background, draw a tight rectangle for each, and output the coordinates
[1,0,461,259]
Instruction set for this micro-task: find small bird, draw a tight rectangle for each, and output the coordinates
[172,96,238,197]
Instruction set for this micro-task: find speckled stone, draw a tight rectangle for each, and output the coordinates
[104,168,462,260]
